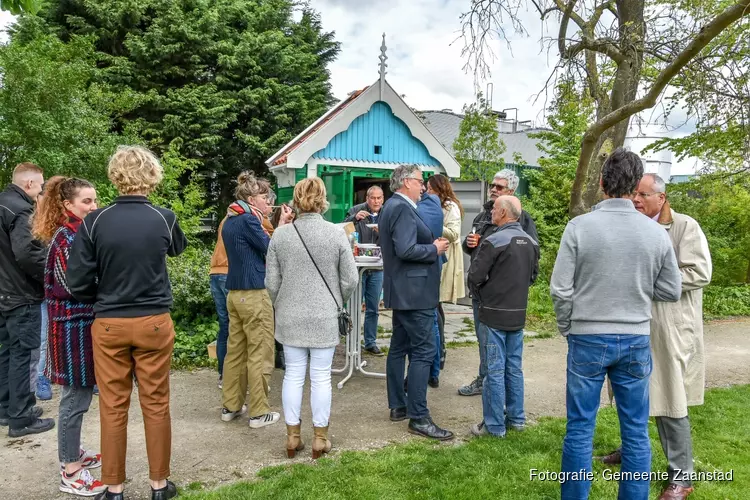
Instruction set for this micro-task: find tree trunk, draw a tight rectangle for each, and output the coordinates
[569,0,645,217]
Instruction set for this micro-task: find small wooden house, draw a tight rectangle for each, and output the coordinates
[265,35,461,222]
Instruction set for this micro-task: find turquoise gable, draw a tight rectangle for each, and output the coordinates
[312,102,440,165]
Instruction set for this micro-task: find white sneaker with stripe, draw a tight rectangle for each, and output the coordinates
[248,412,280,429]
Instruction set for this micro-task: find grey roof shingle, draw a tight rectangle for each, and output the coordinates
[418,110,550,168]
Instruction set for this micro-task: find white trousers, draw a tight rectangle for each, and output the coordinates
[281,345,335,427]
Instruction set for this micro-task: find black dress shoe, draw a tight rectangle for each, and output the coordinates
[389,407,407,422]
[428,377,439,388]
[152,480,178,500]
[8,417,55,437]
[408,417,454,441]
[0,406,43,426]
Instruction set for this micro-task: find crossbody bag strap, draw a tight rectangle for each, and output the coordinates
[293,222,341,310]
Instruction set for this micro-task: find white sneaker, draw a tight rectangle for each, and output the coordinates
[221,404,248,422]
[248,412,280,429]
[59,468,107,497]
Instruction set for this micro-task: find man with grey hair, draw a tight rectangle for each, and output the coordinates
[344,185,385,356]
[598,173,712,500]
[378,165,452,440]
[467,195,539,438]
[459,168,539,396]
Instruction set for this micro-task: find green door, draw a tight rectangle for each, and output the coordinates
[321,170,350,222]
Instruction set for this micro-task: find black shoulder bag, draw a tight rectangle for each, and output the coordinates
[293,223,353,337]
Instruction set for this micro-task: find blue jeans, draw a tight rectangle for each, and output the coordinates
[480,323,524,436]
[38,301,48,378]
[472,299,487,381]
[430,309,440,379]
[561,334,652,500]
[362,270,383,349]
[209,274,229,377]
[29,301,49,392]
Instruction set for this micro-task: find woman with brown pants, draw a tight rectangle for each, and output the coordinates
[68,146,188,500]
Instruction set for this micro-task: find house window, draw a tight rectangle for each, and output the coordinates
[374,145,382,154]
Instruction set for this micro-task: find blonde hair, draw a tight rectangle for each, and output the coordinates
[12,162,43,182]
[107,146,163,195]
[293,177,329,214]
[234,171,271,201]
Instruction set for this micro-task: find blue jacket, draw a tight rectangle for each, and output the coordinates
[222,213,270,290]
[417,192,447,266]
[378,194,440,311]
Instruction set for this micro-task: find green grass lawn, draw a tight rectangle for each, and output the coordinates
[183,385,749,500]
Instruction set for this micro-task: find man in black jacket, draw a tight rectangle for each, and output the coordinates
[459,168,539,396]
[343,186,385,356]
[467,196,539,437]
[0,162,55,436]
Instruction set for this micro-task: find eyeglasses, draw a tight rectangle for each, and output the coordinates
[407,176,424,185]
[635,191,661,198]
[490,183,510,191]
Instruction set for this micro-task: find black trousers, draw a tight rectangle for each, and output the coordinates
[0,304,42,429]
[386,309,436,419]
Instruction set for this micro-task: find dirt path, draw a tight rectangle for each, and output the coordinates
[2,318,749,499]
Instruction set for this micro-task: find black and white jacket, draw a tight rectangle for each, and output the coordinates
[467,221,539,331]
[67,195,188,318]
[0,184,45,311]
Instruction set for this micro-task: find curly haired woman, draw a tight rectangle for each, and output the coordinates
[32,176,106,497]
[67,146,188,500]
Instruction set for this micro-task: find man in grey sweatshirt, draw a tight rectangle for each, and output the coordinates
[550,148,681,500]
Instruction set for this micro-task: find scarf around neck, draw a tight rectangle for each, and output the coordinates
[63,211,83,233]
[227,200,269,237]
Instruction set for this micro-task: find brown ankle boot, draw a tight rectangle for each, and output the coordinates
[312,425,332,459]
[286,424,305,458]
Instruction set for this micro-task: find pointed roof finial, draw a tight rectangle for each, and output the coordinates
[379,33,388,100]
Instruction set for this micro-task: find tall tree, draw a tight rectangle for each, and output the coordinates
[452,94,507,181]
[25,0,340,206]
[460,0,750,216]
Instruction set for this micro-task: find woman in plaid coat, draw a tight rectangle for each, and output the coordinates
[32,176,106,497]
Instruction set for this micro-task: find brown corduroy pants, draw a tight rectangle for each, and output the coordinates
[92,313,175,484]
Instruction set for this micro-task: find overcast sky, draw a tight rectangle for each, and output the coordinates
[311,0,699,174]
[0,4,699,174]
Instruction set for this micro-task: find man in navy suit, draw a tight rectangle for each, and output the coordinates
[378,164,453,440]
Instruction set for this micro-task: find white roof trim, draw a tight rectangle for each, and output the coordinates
[315,158,444,172]
[266,80,461,178]
[264,93,358,167]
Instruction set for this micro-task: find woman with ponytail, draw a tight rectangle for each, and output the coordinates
[32,176,106,497]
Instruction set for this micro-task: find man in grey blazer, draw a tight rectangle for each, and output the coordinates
[378,164,452,440]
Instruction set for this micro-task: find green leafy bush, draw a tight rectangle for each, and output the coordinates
[168,245,215,324]
[704,285,750,318]
[173,318,219,370]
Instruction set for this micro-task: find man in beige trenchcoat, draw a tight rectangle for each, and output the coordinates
[599,173,712,500]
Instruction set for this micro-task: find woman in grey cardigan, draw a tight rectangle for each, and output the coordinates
[265,177,358,459]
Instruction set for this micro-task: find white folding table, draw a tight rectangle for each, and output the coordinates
[332,260,387,389]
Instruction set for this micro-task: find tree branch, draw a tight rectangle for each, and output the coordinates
[564,36,625,63]
[590,1,750,137]
[570,0,750,216]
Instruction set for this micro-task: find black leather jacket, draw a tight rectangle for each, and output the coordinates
[0,185,45,311]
